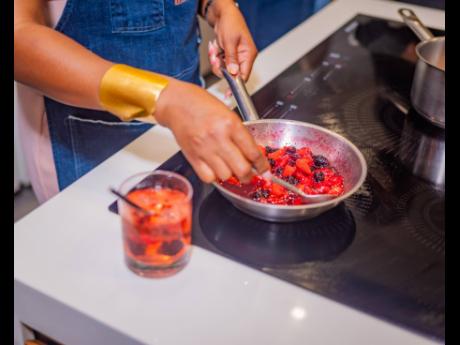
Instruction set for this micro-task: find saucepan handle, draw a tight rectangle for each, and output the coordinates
[221,68,260,122]
[398,8,434,42]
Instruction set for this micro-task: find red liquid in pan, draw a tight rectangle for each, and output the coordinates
[220,145,344,205]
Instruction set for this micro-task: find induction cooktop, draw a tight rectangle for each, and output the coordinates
[110,15,445,341]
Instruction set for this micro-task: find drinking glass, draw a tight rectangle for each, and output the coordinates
[118,171,193,278]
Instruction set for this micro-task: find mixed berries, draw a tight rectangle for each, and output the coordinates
[220,145,344,205]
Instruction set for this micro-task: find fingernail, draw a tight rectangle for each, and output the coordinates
[227,63,239,75]
[208,48,216,57]
[211,56,221,68]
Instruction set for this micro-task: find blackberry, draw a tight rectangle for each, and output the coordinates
[313,155,329,167]
[251,190,263,200]
[252,189,270,200]
[288,159,296,166]
[275,167,283,176]
[287,176,299,185]
[268,158,276,167]
[159,240,183,256]
[313,171,325,182]
[265,146,278,154]
[286,146,297,154]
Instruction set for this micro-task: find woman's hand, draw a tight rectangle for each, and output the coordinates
[205,0,257,81]
[155,78,269,184]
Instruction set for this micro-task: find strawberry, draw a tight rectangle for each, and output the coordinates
[282,164,296,177]
[294,170,306,181]
[297,147,312,157]
[277,155,290,168]
[271,183,285,196]
[296,158,312,175]
[226,176,240,185]
[267,148,285,160]
[302,185,314,194]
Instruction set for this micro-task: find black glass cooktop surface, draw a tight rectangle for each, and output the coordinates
[110,15,445,341]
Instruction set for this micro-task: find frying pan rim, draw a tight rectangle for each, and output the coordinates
[212,119,368,210]
[415,36,445,72]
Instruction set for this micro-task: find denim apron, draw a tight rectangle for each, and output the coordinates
[45,0,201,190]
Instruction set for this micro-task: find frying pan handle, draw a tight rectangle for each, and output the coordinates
[398,8,434,42]
[221,68,260,122]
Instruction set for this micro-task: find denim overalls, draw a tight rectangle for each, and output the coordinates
[45,0,201,190]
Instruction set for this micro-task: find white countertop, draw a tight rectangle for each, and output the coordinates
[14,1,445,344]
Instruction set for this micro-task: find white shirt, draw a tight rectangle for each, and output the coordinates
[16,1,66,204]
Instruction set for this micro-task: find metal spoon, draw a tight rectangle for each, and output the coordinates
[260,171,335,203]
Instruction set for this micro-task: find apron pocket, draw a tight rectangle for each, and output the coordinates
[66,115,153,179]
[110,0,165,33]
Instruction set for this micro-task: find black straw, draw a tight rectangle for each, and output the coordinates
[109,188,149,213]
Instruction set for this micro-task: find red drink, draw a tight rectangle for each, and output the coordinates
[118,172,193,278]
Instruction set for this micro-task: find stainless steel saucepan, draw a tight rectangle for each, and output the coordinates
[212,70,367,222]
[383,91,444,189]
[399,8,445,128]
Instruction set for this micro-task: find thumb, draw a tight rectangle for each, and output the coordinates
[223,38,240,76]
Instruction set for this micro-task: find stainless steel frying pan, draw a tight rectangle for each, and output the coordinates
[212,70,367,222]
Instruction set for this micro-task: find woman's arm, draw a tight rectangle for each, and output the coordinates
[14,0,269,183]
[14,0,113,109]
